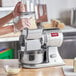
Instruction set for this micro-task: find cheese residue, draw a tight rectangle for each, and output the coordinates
[6,68,21,74]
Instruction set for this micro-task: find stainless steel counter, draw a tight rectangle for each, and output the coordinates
[58,27,76,59]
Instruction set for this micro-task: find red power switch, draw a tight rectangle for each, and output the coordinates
[51,33,59,37]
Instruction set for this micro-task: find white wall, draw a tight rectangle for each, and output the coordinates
[46,0,76,24]
[46,0,68,20]
[67,0,76,9]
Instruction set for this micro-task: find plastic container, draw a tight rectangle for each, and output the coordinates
[4,64,21,75]
[0,48,14,59]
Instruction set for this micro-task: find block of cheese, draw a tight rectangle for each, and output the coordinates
[29,17,37,29]
[41,19,65,29]
[51,19,65,29]
[58,23,65,29]
[42,23,53,29]
[51,19,60,27]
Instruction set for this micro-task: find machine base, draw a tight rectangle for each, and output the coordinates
[21,61,65,68]
[21,47,65,68]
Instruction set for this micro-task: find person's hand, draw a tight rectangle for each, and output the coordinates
[14,18,31,30]
[13,1,29,31]
[13,2,26,18]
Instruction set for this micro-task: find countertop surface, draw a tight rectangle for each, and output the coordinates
[0,59,73,76]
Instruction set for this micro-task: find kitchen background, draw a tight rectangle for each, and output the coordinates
[0,0,76,59]
[1,0,76,25]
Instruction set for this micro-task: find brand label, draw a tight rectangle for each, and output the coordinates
[51,33,59,37]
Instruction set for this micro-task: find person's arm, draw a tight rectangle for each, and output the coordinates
[0,12,15,35]
[0,1,25,27]
[0,18,30,35]
[0,2,30,35]
[0,12,14,27]
[0,25,14,35]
